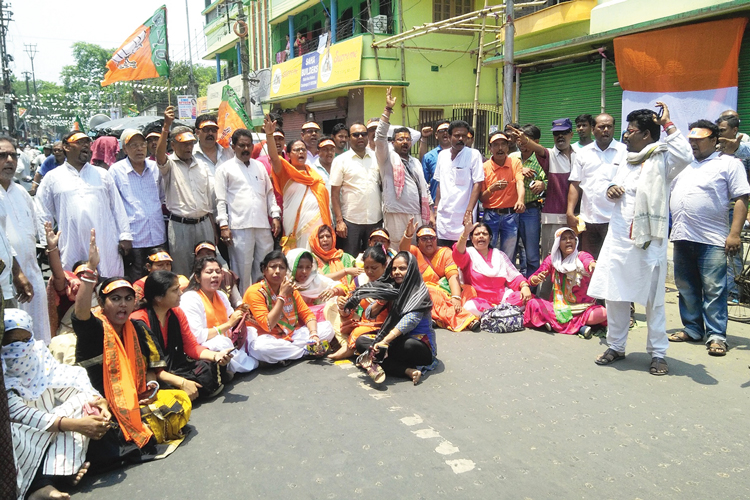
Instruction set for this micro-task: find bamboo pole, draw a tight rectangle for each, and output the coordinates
[471,0,489,132]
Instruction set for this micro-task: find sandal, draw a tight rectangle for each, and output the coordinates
[668,331,700,343]
[707,340,728,357]
[595,348,625,365]
[649,357,669,375]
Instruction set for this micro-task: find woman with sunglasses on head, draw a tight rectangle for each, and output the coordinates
[72,230,191,471]
[262,115,332,251]
[452,219,533,316]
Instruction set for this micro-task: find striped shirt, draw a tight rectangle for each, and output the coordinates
[109,157,166,248]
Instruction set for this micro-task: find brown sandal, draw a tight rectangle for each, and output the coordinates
[595,348,625,365]
[649,357,669,375]
[708,340,727,357]
[668,331,701,343]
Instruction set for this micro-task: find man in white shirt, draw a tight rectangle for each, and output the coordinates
[36,131,133,278]
[668,120,750,356]
[432,120,485,246]
[567,114,626,258]
[193,114,234,176]
[331,123,382,255]
[302,121,320,165]
[216,129,281,290]
[311,136,335,194]
[156,106,216,276]
[109,129,166,282]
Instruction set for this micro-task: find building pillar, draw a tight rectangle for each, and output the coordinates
[331,0,338,43]
[236,42,242,76]
[215,53,221,82]
[288,15,295,57]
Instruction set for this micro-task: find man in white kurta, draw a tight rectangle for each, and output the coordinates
[216,130,281,291]
[35,132,133,278]
[588,104,692,374]
[0,138,51,344]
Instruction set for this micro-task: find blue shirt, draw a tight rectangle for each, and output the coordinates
[38,155,60,177]
[422,145,442,200]
[108,157,166,248]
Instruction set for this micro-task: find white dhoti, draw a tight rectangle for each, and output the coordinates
[249,322,335,364]
[383,211,420,250]
[229,227,274,292]
[202,328,260,374]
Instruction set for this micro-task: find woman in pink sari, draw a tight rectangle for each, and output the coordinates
[523,227,607,336]
[452,220,532,316]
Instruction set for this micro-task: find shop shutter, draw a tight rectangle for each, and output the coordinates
[519,60,605,148]
[604,59,624,137]
[280,111,306,142]
[737,29,750,135]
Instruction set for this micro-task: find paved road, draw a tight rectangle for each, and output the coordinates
[72,289,750,499]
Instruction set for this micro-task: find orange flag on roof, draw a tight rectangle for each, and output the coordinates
[101,6,170,87]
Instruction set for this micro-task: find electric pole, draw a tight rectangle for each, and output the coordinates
[21,71,30,95]
[235,0,251,118]
[24,44,37,93]
[0,1,13,134]
[184,0,197,97]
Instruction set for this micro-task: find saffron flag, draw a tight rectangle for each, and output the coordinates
[614,18,747,137]
[101,6,170,87]
[72,116,84,131]
[217,85,251,148]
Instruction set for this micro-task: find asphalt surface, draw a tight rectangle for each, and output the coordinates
[71,288,750,500]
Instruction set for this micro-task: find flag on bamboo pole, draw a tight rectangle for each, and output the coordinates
[72,116,84,131]
[614,18,747,138]
[101,6,170,87]
[217,85,251,148]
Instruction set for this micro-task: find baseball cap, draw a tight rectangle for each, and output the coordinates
[551,118,573,132]
[488,132,510,143]
[302,122,320,130]
[198,120,219,129]
[169,126,197,143]
[120,129,145,148]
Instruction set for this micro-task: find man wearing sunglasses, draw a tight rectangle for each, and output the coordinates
[36,131,133,279]
[331,122,382,255]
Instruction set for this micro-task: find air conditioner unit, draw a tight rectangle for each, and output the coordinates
[369,15,388,34]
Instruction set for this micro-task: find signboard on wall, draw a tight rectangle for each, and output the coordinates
[270,36,362,99]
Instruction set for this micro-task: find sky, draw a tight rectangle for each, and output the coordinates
[8,0,212,86]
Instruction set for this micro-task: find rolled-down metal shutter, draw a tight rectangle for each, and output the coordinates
[519,60,605,148]
[737,29,750,135]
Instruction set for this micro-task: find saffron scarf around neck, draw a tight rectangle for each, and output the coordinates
[309,225,344,263]
[93,309,152,448]
[198,290,229,328]
[273,157,332,228]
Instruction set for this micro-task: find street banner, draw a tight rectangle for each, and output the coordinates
[101,6,170,87]
[72,116,84,131]
[217,85,251,148]
[615,18,747,137]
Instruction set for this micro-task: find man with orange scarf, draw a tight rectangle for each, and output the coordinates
[309,224,363,289]
[72,230,191,471]
[400,219,479,332]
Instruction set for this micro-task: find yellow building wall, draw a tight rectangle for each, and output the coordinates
[590,0,739,34]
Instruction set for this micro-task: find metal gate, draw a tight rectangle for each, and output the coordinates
[451,103,502,158]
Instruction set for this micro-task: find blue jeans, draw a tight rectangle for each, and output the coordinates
[673,240,728,343]
[483,210,518,260]
[727,207,743,301]
[516,206,541,278]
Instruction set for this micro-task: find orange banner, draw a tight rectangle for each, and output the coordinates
[614,18,747,93]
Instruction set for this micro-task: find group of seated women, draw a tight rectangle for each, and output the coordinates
[6,218,606,499]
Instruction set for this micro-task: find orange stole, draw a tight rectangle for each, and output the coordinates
[198,290,229,328]
[271,158,332,228]
[94,310,152,448]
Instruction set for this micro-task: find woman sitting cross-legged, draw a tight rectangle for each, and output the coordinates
[309,224,363,289]
[328,245,390,361]
[72,230,191,472]
[452,220,532,316]
[523,227,607,336]
[343,251,437,385]
[180,257,259,377]
[244,250,335,365]
[4,309,105,500]
[131,271,234,401]
[286,248,348,322]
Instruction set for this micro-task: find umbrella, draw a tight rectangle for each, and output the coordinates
[91,116,195,137]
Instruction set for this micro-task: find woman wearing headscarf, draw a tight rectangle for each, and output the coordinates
[452,220,532,316]
[309,224,362,288]
[343,251,436,385]
[72,230,191,471]
[286,249,347,322]
[131,271,233,401]
[3,309,107,500]
[523,228,607,336]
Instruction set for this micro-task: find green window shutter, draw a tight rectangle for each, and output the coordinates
[605,59,624,137]
[737,30,750,135]
[519,60,605,148]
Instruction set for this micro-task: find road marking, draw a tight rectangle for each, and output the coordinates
[412,427,441,439]
[435,440,460,456]
[445,459,476,474]
[400,414,424,426]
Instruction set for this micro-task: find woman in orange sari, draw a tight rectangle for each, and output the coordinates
[399,220,479,332]
[309,224,363,288]
[263,115,332,250]
[328,245,390,360]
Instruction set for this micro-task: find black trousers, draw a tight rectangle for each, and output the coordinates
[356,334,433,378]
[125,244,167,283]
[580,223,608,260]
[337,219,382,256]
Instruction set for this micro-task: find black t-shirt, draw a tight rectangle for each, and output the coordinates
[72,313,157,396]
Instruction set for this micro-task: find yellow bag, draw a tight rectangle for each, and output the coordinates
[140,389,192,445]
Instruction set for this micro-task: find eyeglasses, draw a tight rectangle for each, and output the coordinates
[350,132,368,138]
[625,128,641,135]
[0,152,18,161]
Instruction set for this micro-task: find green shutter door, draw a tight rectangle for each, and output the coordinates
[737,29,750,135]
[519,59,621,147]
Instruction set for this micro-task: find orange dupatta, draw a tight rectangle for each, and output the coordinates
[198,290,229,328]
[94,309,152,448]
[309,225,350,284]
[271,157,332,228]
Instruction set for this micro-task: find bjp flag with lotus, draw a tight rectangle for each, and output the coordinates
[217,85,251,148]
[615,18,747,138]
[101,6,170,87]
